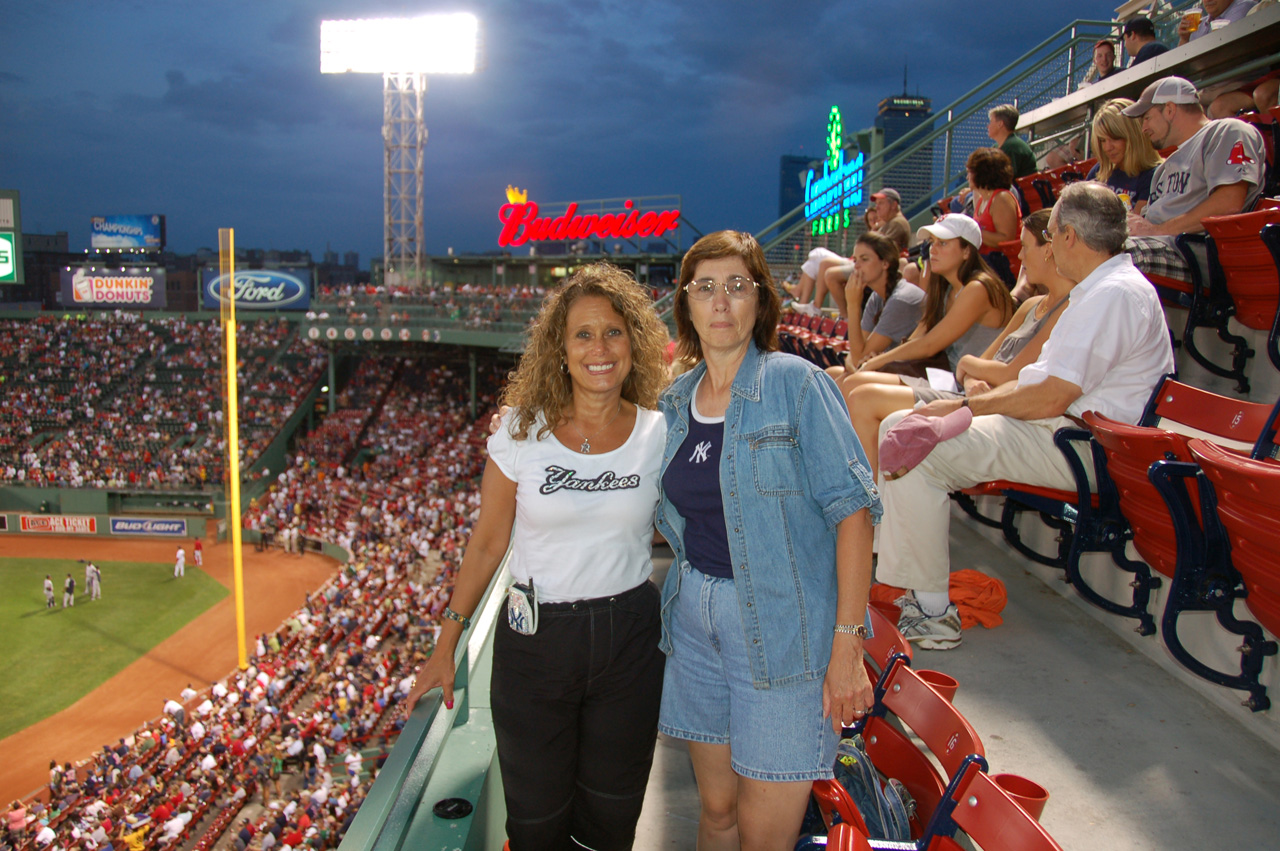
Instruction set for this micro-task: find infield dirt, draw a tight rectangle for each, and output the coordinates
[0,534,337,802]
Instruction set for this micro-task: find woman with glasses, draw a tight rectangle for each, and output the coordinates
[407,264,669,851]
[834,214,1013,399]
[1086,98,1163,214]
[846,210,1075,478]
[657,230,881,849]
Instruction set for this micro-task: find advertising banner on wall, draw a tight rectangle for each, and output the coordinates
[0,514,8,531]
[90,215,166,250]
[1,190,24,285]
[20,515,97,534]
[110,517,188,536]
[61,268,167,309]
[201,268,311,311]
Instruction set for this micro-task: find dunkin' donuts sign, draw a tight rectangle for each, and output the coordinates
[61,268,167,309]
[497,188,680,248]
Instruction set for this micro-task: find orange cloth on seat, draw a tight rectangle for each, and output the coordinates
[870,569,1007,629]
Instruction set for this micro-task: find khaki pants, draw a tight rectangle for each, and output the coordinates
[875,411,1091,593]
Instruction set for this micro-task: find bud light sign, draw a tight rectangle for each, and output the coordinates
[110,517,189,536]
[202,269,311,311]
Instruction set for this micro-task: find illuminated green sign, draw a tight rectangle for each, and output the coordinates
[804,106,863,234]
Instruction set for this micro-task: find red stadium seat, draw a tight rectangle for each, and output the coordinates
[995,238,1022,279]
[1082,380,1280,710]
[1189,439,1280,640]
[924,762,1064,851]
[1172,208,1280,390]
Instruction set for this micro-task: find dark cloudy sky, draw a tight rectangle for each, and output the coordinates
[2,0,1117,265]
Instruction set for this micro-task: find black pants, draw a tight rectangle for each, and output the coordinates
[491,580,664,851]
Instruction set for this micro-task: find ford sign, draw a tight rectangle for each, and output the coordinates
[110,517,189,536]
[202,270,310,310]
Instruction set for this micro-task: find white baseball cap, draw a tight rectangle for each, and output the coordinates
[917,213,983,250]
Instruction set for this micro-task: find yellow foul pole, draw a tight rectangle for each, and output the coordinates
[219,228,248,670]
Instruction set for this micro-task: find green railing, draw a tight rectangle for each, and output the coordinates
[339,561,511,851]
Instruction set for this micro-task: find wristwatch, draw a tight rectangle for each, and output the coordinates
[834,623,870,638]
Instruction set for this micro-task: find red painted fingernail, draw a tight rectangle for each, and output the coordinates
[445,700,453,710]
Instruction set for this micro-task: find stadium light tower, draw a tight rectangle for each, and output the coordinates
[321,14,479,288]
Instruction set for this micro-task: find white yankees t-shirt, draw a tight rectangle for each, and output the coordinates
[487,407,664,603]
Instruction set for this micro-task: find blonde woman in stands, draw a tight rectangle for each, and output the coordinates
[846,209,1074,477]
[1085,98,1162,214]
[835,213,1013,396]
[405,263,669,851]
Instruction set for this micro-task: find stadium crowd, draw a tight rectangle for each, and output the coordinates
[2,350,505,851]
[312,283,548,329]
[0,316,324,490]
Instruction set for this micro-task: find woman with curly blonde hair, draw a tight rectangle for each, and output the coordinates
[407,262,669,851]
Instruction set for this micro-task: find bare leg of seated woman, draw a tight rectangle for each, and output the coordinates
[832,368,905,398]
[788,272,815,305]
[820,262,854,318]
[688,742,813,851]
[847,382,919,478]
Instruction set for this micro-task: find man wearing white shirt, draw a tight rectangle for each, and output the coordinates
[180,684,197,702]
[875,182,1175,650]
[163,698,185,727]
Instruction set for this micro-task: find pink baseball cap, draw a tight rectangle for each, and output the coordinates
[880,406,975,479]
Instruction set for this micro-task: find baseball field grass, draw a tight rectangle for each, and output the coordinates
[0,557,227,740]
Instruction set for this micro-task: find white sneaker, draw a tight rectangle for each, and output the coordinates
[895,593,963,650]
[793,302,821,316]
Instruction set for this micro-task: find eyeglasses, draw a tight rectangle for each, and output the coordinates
[684,276,758,301]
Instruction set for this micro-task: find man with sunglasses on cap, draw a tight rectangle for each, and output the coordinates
[870,188,912,251]
[872,182,1174,650]
[1121,76,1265,283]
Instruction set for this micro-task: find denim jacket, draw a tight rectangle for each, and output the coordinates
[656,344,882,688]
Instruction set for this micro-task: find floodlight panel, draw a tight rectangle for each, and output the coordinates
[321,14,478,74]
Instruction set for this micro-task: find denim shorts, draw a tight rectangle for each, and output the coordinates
[658,565,839,782]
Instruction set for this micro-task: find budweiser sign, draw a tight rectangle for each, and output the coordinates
[498,198,680,248]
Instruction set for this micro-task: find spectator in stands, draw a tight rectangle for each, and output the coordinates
[966,148,1022,286]
[987,104,1038,179]
[1178,0,1256,44]
[836,214,1013,391]
[871,188,912,251]
[784,247,844,314]
[657,231,878,850]
[875,182,1174,650]
[845,209,1073,477]
[1086,98,1164,214]
[1122,77,1266,283]
[1078,39,1120,89]
[1122,16,1169,66]
[824,233,926,377]
[405,264,669,851]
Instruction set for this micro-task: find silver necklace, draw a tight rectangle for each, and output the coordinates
[568,403,623,454]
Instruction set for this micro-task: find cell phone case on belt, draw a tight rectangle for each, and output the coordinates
[507,579,538,635]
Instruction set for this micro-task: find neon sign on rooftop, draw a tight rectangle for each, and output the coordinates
[804,106,864,234]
